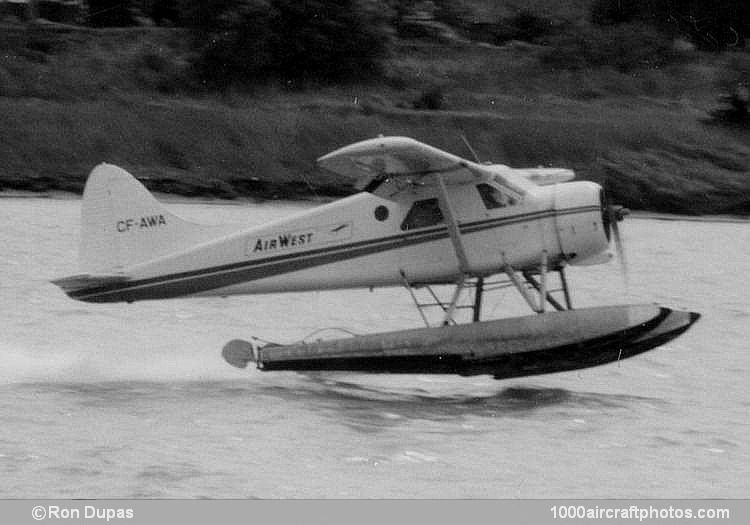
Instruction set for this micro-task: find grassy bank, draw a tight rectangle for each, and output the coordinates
[1,23,749,214]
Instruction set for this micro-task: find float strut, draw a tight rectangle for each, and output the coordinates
[443,274,466,326]
[473,277,484,322]
[504,261,541,313]
[559,267,573,309]
[539,250,548,313]
[400,270,431,328]
[522,271,566,312]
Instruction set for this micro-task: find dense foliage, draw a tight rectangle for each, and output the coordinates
[182,0,393,86]
[489,10,555,45]
[542,22,676,73]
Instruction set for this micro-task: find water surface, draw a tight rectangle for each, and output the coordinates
[1,198,748,498]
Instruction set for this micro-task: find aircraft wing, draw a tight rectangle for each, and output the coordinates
[317,136,505,191]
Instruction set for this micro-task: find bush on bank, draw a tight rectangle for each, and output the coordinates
[711,52,750,123]
[590,0,750,50]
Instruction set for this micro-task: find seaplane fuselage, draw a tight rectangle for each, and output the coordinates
[61,167,608,303]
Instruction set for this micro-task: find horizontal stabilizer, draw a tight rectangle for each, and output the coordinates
[51,273,129,294]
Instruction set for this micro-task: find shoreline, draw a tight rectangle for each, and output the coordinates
[1,17,748,218]
[4,189,748,223]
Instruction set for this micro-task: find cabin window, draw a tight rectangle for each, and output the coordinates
[374,205,389,221]
[401,198,444,230]
[476,183,516,209]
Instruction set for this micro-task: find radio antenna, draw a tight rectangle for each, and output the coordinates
[460,134,482,163]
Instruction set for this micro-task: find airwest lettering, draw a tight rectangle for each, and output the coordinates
[116,214,167,232]
[253,232,313,253]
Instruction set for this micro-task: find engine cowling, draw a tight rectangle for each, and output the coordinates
[553,182,611,265]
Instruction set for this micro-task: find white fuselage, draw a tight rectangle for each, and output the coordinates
[103,177,608,302]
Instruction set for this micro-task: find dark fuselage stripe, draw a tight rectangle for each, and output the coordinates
[71,205,599,302]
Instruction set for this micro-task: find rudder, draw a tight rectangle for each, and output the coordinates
[79,164,220,273]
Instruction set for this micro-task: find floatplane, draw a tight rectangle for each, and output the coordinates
[53,136,699,379]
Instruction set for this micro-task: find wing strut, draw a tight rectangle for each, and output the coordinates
[433,174,471,274]
[432,173,476,326]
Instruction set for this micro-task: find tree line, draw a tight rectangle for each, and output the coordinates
[81,0,750,89]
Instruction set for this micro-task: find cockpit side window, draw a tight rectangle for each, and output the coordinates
[476,183,516,209]
[401,198,444,230]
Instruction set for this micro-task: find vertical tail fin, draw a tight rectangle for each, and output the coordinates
[79,164,222,273]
